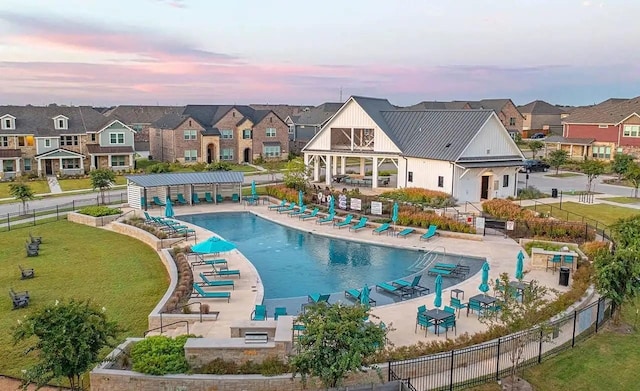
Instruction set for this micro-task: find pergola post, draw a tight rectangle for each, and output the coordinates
[340,156,346,175]
[313,156,320,182]
[359,157,365,176]
[143,188,148,211]
[214,184,218,204]
[332,155,338,176]
[325,154,332,185]
[372,156,378,189]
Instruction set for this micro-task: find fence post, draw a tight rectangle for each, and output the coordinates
[33,211,36,226]
[72,200,75,210]
[496,337,501,380]
[387,361,391,381]
[538,328,543,363]
[596,298,602,333]
[56,205,59,220]
[572,310,577,347]
[6,213,10,231]
[449,350,455,391]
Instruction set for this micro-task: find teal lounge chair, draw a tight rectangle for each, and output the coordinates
[204,266,241,278]
[191,284,231,302]
[251,304,267,320]
[344,287,376,306]
[232,193,240,202]
[268,200,286,210]
[372,223,391,235]
[192,193,201,204]
[278,202,296,214]
[393,275,429,296]
[177,193,188,205]
[316,213,335,224]
[152,196,165,207]
[288,205,307,217]
[274,307,288,320]
[216,194,224,203]
[427,267,453,276]
[204,192,214,203]
[419,225,438,241]
[300,208,319,220]
[349,217,368,232]
[198,273,235,290]
[190,257,228,268]
[308,293,331,303]
[376,282,407,298]
[333,214,353,228]
[397,228,415,238]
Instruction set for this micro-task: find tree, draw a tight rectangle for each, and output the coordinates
[594,247,640,325]
[624,162,640,198]
[90,169,115,204]
[528,140,544,159]
[262,161,280,182]
[283,157,311,191]
[581,159,605,193]
[13,299,121,390]
[480,273,556,384]
[9,182,35,214]
[291,303,387,389]
[547,149,569,175]
[612,153,634,181]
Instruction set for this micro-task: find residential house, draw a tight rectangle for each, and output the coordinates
[558,97,640,160]
[249,104,308,124]
[302,96,525,203]
[0,105,136,178]
[286,102,342,153]
[405,101,472,110]
[518,100,567,137]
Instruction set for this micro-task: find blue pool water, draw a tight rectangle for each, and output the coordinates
[182,212,484,305]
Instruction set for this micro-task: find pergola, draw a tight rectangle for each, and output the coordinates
[125,171,244,211]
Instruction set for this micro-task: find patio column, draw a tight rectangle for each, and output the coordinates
[569,145,573,157]
[325,154,332,185]
[130,153,135,170]
[79,157,84,171]
[332,155,338,176]
[15,158,20,176]
[313,156,320,182]
[372,157,378,189]
[58,158,62,174]
[214,184,218,204]
[37,158,42,176]
[89,154,95,170]
[0,160,3,174]
[359,157,365,176]
[340,156,346,175]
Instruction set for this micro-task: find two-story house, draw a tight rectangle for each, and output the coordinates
[285,102,342,153]
[518,100,567,136]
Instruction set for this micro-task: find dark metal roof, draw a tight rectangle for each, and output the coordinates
[263,141,281,146]
[126,171,244,187]
[0,149,22,158]
[86,144,134,154]
[457,159,525,168]
[545,135,595,145]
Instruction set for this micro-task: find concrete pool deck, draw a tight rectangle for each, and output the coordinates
[135,201,571,346]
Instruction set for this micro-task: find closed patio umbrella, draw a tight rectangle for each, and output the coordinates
[251,180,257,199]
[164,196,174,218]
[434,274,443,310]
[191,237,237,254]
[391,201,399,230]
[515,250,525,280]
[328,195,335,215]
[479,261,490,295]
[298,190,304,207]
[360,284,371,308]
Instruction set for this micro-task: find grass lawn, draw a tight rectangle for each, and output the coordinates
[544,172,582,178]
[0,220,168,378]
[600,196,640,204]
[526,201,640,226]
[0,180,50,198]
[58,176,127,191]
[228,164,259,172]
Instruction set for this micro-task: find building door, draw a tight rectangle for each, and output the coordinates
[480,176,490,200]
[45,160,53,175]
[243,148,251,163]
[207,144,215,164]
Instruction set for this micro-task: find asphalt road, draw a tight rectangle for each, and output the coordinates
[519,171,635,197]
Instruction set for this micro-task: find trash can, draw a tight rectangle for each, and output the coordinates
[559,267,570,286]
[552,188,558,198]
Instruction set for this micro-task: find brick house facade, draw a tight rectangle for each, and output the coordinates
[251,111,289,161]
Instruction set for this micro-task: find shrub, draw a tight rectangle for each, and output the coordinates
[517,186,545,199]
[196,356,290,375]
[190,162,207,172]
[135,159,161,171]
[77,205,121,217]
[580,241,610,260]
[396,208,475,234]
[148,162,171,173]
[264,185,298,202]
[523,240,569,255]
[482,199,535,220]
[207,162,232,171]
[381,188,456,207]
[130,335,193,375]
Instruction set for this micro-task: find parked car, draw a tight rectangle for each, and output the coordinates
[519,159,550,173]
[530,133,546,139]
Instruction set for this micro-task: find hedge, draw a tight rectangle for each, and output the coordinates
[381,187,456,207]
[77,205,121,217]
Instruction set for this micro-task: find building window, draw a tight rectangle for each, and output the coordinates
[60,135,78,146]
[25,136,34,146]
[45,139,51,148]
[18,136,25,147]
[61,158,80,169]
[183,130,197,140]
[3,160,14,172]
[266,128,276,137]
[509,117,516,126]
[58,119,65,129]
[90,133,96,142]
[184,150,198,162]
[109,133,125,144]
[408,171,413,183]
[598,124,609,128]
[503,174,509,187]
[23,158,31,171]
[288,125,295,134]
[437,176,444,188]
[3,118,14,129]
[221,148,234,160]
[623,125,640,137]
[111,156,126,167]
[221,129,233,139]
[54,117,68,130]
[242,129,252,139]
[592,146,611,159]
[0,136,7,147]
[132,124,144,132]
[263,145,281,157]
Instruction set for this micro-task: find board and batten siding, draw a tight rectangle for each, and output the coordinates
[454,166,518,203]
[98,122,135,147]
[398,158,454,192]
[459,116,522,159]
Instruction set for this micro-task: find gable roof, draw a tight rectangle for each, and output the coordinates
[103,105,184,124]
[126,171,244,187]
[249,104,309,121]
[518,100,566,115]
[562,97,640,124]
[0,105,108,135]
[293,102,342,125]
[405,101,469,110]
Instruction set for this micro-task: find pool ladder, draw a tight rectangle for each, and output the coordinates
[409,246,446,273]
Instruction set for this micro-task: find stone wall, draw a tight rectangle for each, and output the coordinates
[109,221,184,251]
[67,211,121,227]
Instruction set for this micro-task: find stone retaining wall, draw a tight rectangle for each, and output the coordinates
[109,222,184,251]
[67,212,120,227]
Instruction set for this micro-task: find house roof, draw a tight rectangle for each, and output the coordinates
[518,100,566,115]
[0,105,109,135]
[126,171,244,187]
[103,105,184,124]
[562,97,640,124]
[134,141,150,152]
[249,104,309,121]
[380,109,496,161]
[0,149,22,158]
[86,144,135,154]
[152,112,190,130]
[404,101,469,110]
[545,135,595,145]
[293,102,342,125]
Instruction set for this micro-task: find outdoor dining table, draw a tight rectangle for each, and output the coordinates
[509,281,528,296]
[423,309,454,336]
[468,294,497,312]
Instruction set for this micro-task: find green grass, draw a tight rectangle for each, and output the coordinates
[544,172,582,178]
[58,176,127,191]
[228,164,259,172]
[0,220,168,377]
[526,201,640,226]
[600,196,640,204]
[0,181,50,198]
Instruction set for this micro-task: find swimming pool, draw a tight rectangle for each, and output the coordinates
[182,212,484,306]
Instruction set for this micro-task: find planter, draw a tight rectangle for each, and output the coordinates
[67,211,120,227]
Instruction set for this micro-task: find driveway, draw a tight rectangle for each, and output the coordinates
[519,171,635,197]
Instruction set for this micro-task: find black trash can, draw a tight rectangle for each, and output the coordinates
[552,188,558,198]
[559,267,570,286]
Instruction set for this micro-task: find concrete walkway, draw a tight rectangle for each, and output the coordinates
[46,176,62,193]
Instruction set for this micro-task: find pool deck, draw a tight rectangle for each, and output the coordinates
[136,201,571,345]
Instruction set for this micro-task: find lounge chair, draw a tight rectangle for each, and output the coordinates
[216,194,224,203]
[25,243,38,257]
[349,217,368,232]
[274,307,288,320]
[140,196,148,209]
[299,208,319,220]
[152,196,166,207]
[251,304,267,320]
[203,266,241,278]
[192,193,201,204]
[288,205,307,217]
[232,193,240,202]
[190,256,228,268]
[198,273,235,289]
[372,223,391,235]
[419,225,438,241]
[19,265,34,279]
[308,293,331,303]
[392,275,429,296]
[427,267,454,276]
[191,284,231,302]
[278,202,296,214]
[268,200,286,210]
[204,192,214,203]
[376,282,407,298]
[396,228,415,238]
[316,213,335,224]
[344,287,376,306]
[333,214,353,228]
[177,193,188,205]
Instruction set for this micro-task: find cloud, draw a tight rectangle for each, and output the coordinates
[155,0,187,8]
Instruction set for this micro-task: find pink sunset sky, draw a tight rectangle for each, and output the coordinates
[0,0,639,106]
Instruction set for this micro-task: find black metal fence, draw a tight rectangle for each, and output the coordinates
[0,192,127,232]
[388,298,612,391]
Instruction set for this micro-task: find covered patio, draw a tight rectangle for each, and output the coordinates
[304,153,399,189]
[125,172,244,210]
[543,136,594,160]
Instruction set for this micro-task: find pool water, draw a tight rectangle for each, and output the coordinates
[182,212,484,305]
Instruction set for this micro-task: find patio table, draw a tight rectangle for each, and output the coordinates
[424,309,454,336]
[468,294,497,314]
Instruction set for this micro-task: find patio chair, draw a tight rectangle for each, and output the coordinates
[333,214,353,228]
[9,288,29,310]
[25,243,38,257]
[268,200,286,210]
[308,293,331,304]
[19,265,34,279]
[299,208,319,220]
[419,225,438,241]
[29,232,42,245]
[191,284,231,302]
[449,297,467,318]
[176,193,188,205]
[203,266,241,278]
[415,313,434,336]
[274,307,288,320]
[204,192,214,203]
[198,273,234,290]
[417,304,427,315]
[26,240,39,252]
[443,316,457,338]
[547,254,562,273]
[288,205,307,217]
[251,304,267,321]
[372,223,391,235]
[192,193,201,204]
[466,299,484,317]
[563,254,575,268]
[349,217,368,232]
[375,282,407,298]
[216,194,224,203]
[396,228,415,238]
[232,193,240,202]
[152,196,166,207]
[316,213,335,224]
[190,257,228,269]
[392,275,429,295]
[278,202,296,214]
